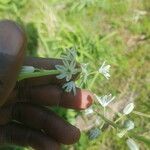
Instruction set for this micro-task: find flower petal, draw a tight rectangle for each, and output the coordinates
[56,73,66,79]
[55,65,66,72]
[123,103,135,115]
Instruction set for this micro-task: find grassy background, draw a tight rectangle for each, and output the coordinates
[0,0,150,150]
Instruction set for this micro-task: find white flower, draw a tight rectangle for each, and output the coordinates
[62,81,76,95]
[55,60,79,81]
[95,118,101,126]
[124,120,135,131]
[84,107,94,115]
[55,48,80,82]
[123,103,135,115]
[95,94,115,107]
[117,120,135,138]
[99,61,111,79]
[55,49,79,95]
[126,138,139,150]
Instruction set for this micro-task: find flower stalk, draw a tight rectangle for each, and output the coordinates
[18,69,60,81]
[89,71,99,89]
[95,110,122,129]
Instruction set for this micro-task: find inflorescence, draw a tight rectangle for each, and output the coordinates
[19,48,139,150]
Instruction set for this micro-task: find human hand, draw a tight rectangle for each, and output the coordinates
[0,20,93,150]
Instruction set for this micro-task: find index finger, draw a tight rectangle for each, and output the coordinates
[7,86,93,110]
[17,56,80,87]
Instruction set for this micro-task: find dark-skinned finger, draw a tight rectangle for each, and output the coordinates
[0,103,81,145]
[0,20,26,107]
[16,57,80,87]
[7,85,93,110]
[0,123,60,150]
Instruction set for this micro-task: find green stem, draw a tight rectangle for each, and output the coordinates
[100,120,105,129]
[89,71,99,89]
[103,107,106,117]
[115,114,125,123]
[18,69,60,81]
[95,111,122,129]
[88,71,98,75]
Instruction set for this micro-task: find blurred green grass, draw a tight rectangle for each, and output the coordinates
[0,0,150,150]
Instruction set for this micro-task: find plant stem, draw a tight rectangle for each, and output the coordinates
[88,71,98,75]
[89,71,99,89]
[95,110,122,129]
[100,120,105,129]
[103,107,106,117]
[18,69,60,81]
[115,114,125,123]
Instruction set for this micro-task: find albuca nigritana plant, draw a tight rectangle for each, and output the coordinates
[18,48,139,150]
[18,49,80,95]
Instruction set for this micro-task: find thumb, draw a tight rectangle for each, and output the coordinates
[0,20,26,107]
